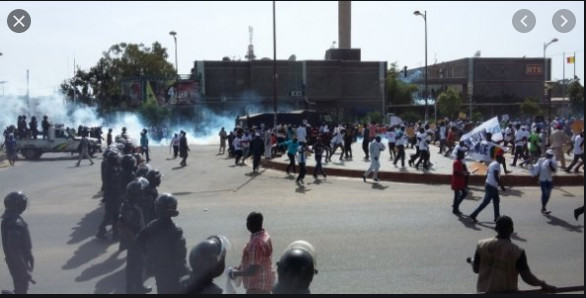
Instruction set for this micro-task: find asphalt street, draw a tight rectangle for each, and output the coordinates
[0,146,583,294]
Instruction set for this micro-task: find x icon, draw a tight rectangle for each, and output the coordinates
[13,15,25,27]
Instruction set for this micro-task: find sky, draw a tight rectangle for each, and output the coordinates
[0,1,583,97]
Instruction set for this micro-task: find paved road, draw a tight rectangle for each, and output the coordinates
[0,146,583,294]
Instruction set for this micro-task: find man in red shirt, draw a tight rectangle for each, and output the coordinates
[452,150,469,215]
[230,212,275,294]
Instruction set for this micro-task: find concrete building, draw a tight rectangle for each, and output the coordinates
[190,57,386,122]
[404,57,552,118]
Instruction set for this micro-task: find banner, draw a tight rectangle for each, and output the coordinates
[390,116,403,126]
[460,117,503,161]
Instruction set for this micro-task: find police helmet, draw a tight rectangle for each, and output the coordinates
[276,240,318,290]
[4,191,28,214]
[125,177,149,201]
[154,193,179,218]
[145,169,163,187]
[135,164,152,178]
[121,154,137,171]
[188,235,230,279]
[107,151,121,165]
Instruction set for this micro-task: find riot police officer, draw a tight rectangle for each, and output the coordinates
[120,155,137,192]
[1,192,35,294]
[142,169,162,224]
[119,178,152,294]
[135,194,188,294]
[182,235,230,294]
[272,240,318,294]
[97,151,123,240]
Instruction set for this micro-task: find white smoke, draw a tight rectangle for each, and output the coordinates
[0,94,236,146]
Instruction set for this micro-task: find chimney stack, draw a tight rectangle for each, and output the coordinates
[338,1,351,49]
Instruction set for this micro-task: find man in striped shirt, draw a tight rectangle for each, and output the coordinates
[230,212,275,294]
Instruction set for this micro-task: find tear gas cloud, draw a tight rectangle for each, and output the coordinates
[1,91,289,147]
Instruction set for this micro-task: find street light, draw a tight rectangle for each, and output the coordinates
[543,37,558,150]
[272,1,277,128]
[169,31,178,80]
[414,10,428,122]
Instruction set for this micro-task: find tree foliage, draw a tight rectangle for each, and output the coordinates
[386,63,418,106]
[520,97,543,118]
[436,89,463,120]
[568,78,584,116]
[60,42,176,111]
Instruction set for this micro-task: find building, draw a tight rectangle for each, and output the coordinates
[403,57,552,118]
[190,55,386,123]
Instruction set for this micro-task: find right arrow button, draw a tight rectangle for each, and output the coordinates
[553,9,575,33]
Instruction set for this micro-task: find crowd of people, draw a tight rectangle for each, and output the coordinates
[1,115,583,294]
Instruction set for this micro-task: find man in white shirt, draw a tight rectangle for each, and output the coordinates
[415,128,431,170]
[566,131,584,173]
[538,149,558,214]
[511,126,529,166]
[393,126,408,168]
[296,124,307,143]
[363,136,386,182]
[470,150,507,223]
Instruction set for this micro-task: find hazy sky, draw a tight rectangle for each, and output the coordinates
[0,1,583,97]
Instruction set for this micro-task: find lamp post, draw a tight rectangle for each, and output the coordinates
[272,1,277,128]
[414,10,428,123]
[543,38,558,150]
[169,31,178,80]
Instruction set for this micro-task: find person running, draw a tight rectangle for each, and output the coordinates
[469,148,507,223]
[452,150,469,215]
[278,138,299,175]
[363,136,385,182]
[76,134,94,166]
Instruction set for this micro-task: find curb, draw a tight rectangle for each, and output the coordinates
[261,159,584,187]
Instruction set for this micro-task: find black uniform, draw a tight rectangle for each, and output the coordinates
[97,163,122,239]
[250,136,264,172]
[41,118,50,140]
[1,211,34,294]
[135,218,188,294]
[119,181,149,294]
[362,127,370,160]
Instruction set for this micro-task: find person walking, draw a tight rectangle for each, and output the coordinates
[76,134,94,166]
[219,127,228,155]
[363,136,385,182]
[469,149,507,223]
[312,137,329,180]
[566,130,584,173]
[296,142,308,186]
[452,150,469,215]
[106,128,113,147]
[170,134,180,159]
[279,138,299,175]
[549,124,570,169]
[229,212,275,294]
[470,216,557,294]
[393,126,407,168]
[179,131,189,167]
[362,123,370,161]
[250,133,264,173]
[140,129,150,163]
[5,134,17,166]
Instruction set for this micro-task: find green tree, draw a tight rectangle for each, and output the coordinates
[436,89,463,120]
[568,78,584,116]
[386,63,418,107]
[60,42,176,111]
[138,101,172,126]
[520,97,543,118]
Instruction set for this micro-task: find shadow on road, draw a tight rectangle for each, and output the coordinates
[511,232,527,243]
[371,183,388,190]
[544,214,583,233]
[500,188,524,198]
[172,192,194,196]
[555,187,577,198]
[62,237,116,270]
[171,166,186,170]
[457,215,482,231]
[295,185,311,194]
[67,207,104,245]
[94,268,126,294]
[75,250,125,282]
